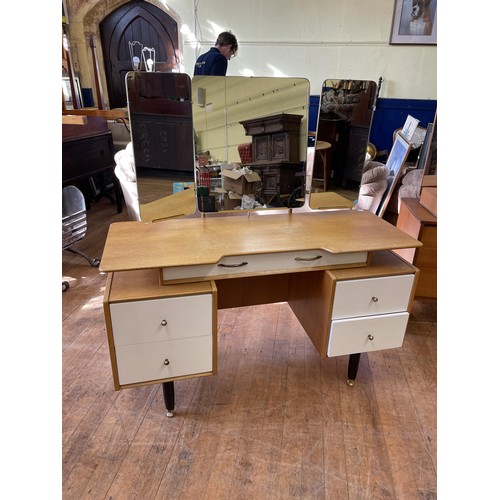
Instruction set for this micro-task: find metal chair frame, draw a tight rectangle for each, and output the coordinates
[62,186,100,290]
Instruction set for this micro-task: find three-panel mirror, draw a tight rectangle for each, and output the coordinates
[125,72,377,221]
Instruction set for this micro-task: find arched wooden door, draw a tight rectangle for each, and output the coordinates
[100,0,180,109]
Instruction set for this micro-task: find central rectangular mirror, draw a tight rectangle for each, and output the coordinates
[192,76,310,212]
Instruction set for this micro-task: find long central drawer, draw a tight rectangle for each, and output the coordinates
[161,250,368,284]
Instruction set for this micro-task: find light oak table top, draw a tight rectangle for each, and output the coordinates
[100,210,421,272]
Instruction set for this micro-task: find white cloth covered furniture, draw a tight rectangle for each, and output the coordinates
[354,160,389,214]
[114,142,140,221]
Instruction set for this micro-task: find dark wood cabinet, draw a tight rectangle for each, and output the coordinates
[126,72,194,173]
[240,113,302,163]
[248,161,303,203]
[62,116,122,212]
[62,132,115,183]
[239,113,304,203]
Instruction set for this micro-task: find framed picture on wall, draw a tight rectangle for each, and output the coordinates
[390,0,437,45]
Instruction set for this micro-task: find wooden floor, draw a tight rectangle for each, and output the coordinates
[62,196,437,499]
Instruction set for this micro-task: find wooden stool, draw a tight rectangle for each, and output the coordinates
[314,140,332,191]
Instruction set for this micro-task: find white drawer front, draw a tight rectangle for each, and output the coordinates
[110,294,213,346]
[327,312,409,357]
[115,335,213,385]
[332,274,414,319]
[161,250,367,282]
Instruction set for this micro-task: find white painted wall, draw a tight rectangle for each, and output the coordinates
[165,0,436,100]
[65,0,436,105]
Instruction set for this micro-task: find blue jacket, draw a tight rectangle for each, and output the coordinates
[194,47,228,76]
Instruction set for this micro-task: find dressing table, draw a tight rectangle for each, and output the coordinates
[102,210,420,417]
[101,73,421,417]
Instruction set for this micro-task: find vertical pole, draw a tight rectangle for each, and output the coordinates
[89,34,104,110]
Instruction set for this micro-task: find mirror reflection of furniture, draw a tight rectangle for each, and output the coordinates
[126,74,312,219]
[316,79,377,189]
[114,141,199,222]
[354,160,389,214]
[126,71,195,217]
[192,76,310,212]
[312,140,332,192]
[238,113,305,207]
[127,73,364,220]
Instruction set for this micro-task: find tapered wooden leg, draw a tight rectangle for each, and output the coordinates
[162,381,175,417]
[347,353,361,387]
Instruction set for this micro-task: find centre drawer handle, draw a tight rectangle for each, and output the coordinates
[368,335,374,341]
[164,358,170,366]
[218,262,248,268]
[161,319,168,326]
[294,255,322,262]
[371,296,379,302]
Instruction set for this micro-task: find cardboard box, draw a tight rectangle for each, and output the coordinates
[221,168,261,196]
[223,192,256,210]
[419,187,437,217]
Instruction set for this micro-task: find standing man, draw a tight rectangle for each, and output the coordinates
[194,31,238,76]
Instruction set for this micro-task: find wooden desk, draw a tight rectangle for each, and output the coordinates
[62,116,122,213]
[102,210,421,416]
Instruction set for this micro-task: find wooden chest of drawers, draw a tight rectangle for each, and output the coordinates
[103,269,217,389]
[327,274,415,356]
[395,197,437,299]
[62,132,115,183]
